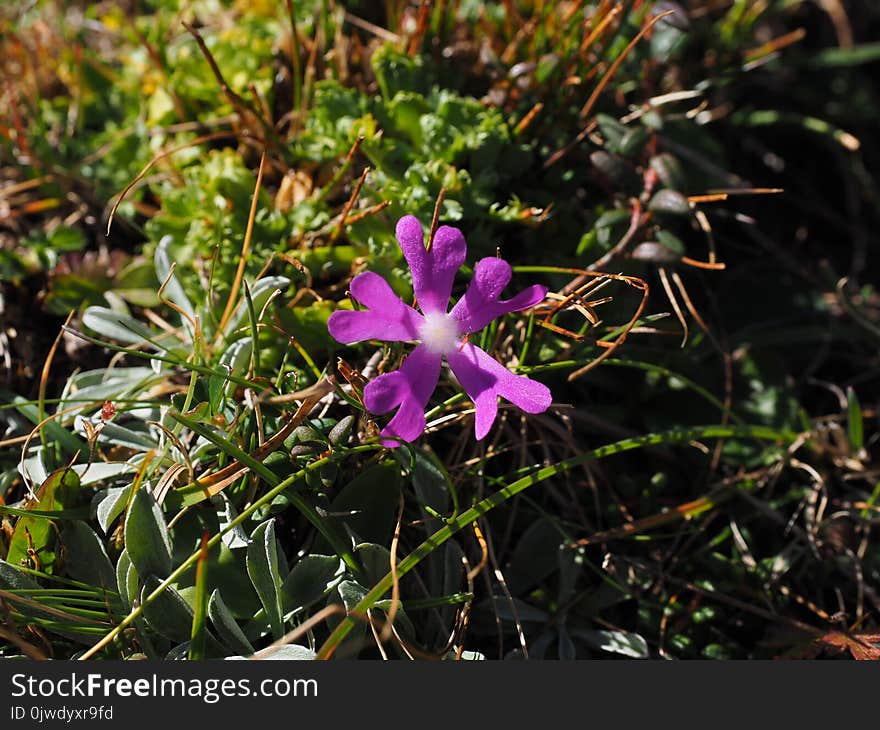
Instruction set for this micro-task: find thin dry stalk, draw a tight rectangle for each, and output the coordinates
[106,131,235,235]
[330,166,370,245]
[578,10,674,119]
[532,268,649,380]
[181,21,282,149]
[380,494,406,641]
[216,150,268,336]
[658,266,689,347]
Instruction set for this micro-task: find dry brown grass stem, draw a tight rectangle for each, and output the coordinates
[531,268,649,380]
[380,494,406,641]
[105,131,235,236]
[578,9,674,119]
[427,186,448,250]
[215,149,267,337]
[330,166,370,245]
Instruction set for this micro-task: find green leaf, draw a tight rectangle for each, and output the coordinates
[630,241,681,264]
[58,367,161,409]
[47,225,87,252]
[618,126,650,157]
[223,276,290,338]
[218,338,252,398]
[596,113,627,150]
[45,273,111,315]
[558,625,577,660]
[650,9,689,62]
[649,153,686,191]
[649,189,691,216]
[384,92,430,146]
[505,519,563,595]
[2,391,84,455]
[0,504,88,520]
[94,421,158,452]
[590,150,640,192]
[440,542,465,629]
[288,247,360,283]
[124,487,173,579]
[577,629,649,658]
[656,229,686,255]
[354,542,394,588]
[231,645,316,660]
[71,462,136,487]
[242,280,260,375]
[61,522,115,590]
[371,44,430,99]
[155,235,196,325]
[847,387,864,454]
[208,589,254,656]
[216,494,250,550]
[809,42,880,68]
[115,549,138,612]
[95,484,133,534]
[535,53,559,83]
[343,544,415,648]
[6,467,81,573]
[328,415,355,446]
[246,519,284,639]
[260,645,317,660]
[141,575,194,643]
[372,597,416,644]
[595,209,631,229]
[404,448,451,534]
[0,559,41,590]
[281,554,346,614]
[489,597,549,623]
[274,301,339,353]
[317,461,403,547]
[82,306,166,349]
[189,535,211,660]
[337,579,368,613]
[114,258,161,307]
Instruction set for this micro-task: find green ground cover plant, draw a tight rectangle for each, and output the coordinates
[1,0,878,660]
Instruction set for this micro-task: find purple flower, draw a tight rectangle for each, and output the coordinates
[328,215,552,446]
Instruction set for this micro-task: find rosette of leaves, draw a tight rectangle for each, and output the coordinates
[2,245,472,657]
[291,46,532,260]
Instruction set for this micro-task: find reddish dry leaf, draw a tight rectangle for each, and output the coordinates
[817,631,880,660]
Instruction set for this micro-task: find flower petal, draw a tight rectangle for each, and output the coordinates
[395,215,466,315]
[447,342,552,440]
[450,257,547,334]
[363,344,441,445]
[327,271,423,344]
[426,226,467,312]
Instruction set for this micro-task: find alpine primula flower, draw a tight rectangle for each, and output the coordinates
[328,215,552,446]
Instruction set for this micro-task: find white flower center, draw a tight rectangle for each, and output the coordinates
[418,311,460,355]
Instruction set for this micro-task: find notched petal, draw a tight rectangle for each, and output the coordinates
[447,343,551,440]
[470,257,513,301]
[395,216,468,315]
[379,401,428,446]
[327,271,423,344]
[363,371,405,414]
[430,226,467,275]
[450,256,548,334]
[396,215,426,254]
[363,345,442,445]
